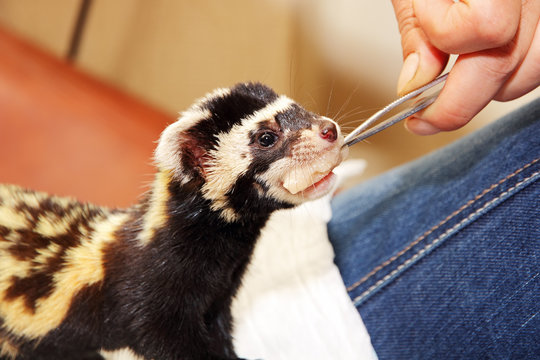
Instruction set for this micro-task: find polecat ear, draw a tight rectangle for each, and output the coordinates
[154,111,212,184]
[179,133,212,181]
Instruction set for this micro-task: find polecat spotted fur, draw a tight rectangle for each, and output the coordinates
[0,83,347,360]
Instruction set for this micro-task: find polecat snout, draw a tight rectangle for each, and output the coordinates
[0,83,347,360]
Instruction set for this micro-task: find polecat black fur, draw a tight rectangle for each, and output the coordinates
[0,83,347,360]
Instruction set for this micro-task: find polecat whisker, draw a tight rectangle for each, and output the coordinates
[0,82,347,360]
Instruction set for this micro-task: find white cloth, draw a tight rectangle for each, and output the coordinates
[105,160,376,360]
[233,160,377,360]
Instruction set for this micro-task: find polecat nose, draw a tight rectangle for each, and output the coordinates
[319,121,337,142]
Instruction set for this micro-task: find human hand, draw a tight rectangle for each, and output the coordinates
[392,0,540,135]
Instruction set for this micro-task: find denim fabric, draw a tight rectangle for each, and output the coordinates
[328,98,540,359]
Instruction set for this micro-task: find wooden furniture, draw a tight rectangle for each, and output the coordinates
[0,27,175,208]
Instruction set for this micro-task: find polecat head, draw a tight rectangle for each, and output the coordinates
[155,83,348,222]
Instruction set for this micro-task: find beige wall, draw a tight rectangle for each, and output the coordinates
[76,0,298,113]
[0,0,81,56]
[1,0,537,183]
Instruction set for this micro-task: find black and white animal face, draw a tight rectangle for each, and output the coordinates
[155,83,347,222]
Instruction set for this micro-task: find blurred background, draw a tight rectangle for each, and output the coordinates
[0,0,538,207]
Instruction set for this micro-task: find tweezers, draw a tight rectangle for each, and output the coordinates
[343,73,448,147]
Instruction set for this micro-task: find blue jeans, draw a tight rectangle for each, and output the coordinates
[328,98,540,359]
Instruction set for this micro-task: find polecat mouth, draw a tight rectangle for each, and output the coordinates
[280,137,347,199]
[281,167,337,198]
[310,171,334,188]
[299,171,337,199]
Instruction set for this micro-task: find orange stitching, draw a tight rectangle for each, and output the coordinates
[352,169,540,305]
[346,157,539,292]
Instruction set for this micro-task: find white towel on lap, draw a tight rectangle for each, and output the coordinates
[233,160,377,360]
[104,160,377,360]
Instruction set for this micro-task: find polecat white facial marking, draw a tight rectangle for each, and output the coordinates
[0,83,347,360]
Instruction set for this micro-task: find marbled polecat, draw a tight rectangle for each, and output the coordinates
[0,83,347,360]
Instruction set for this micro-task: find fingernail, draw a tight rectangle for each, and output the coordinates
[405,117,440,135]
[397,53,419,96]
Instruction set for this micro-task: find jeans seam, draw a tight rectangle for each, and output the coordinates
[346,156,540,293]
[352,167,540,306]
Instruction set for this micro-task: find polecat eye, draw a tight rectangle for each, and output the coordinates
[258,132,278,148]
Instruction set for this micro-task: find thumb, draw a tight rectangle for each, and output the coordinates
[392,0,448,96]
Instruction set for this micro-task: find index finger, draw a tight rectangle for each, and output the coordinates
[415,0,539,131]
[414,0,522,54]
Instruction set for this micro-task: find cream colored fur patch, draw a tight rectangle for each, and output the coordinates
[0,206,29,231]
[202,123,257,222]
[201,95,295,222]
[34,212,73,238]
[1,189,42,210]
[0,212,130,339]
[0,337,18,359]
[243,95,295,126]
[100,347,144,360]
[137,170,172,246]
